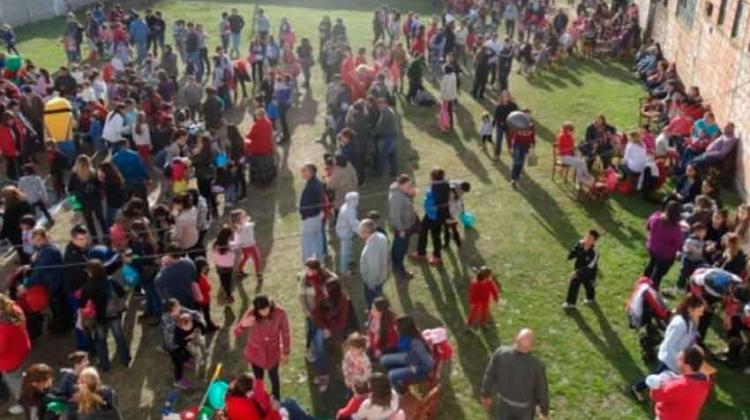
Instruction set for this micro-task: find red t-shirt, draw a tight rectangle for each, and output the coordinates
[667,115,694,137]
[556,130,575,156]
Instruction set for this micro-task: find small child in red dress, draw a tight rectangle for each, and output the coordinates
[466,266,500,327]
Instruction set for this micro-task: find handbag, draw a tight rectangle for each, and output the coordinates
[526,150,538,167]
[104,280,127,318]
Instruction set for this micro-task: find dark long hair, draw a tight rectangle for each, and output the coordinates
[373,297,396,347]
[252,294,276,319]
[99,161,125,190]
[369,372,393,408]
[675,294,705,322]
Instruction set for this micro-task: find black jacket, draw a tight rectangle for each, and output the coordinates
[63,243,90,294]
[568,241,599,280]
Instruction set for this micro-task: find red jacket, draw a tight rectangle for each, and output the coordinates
[336,394,367,419]
[0,304,31,372]
[234,305,291,369]
[0,124,20,157]
[651,373,710,420]
[469,278,500,306]
[225,395,261,420]
[556,130,575,157]
[196,274,211,308]
[245,117,274,156]
[509,124,536,148]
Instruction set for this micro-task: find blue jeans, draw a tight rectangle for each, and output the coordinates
[231,32,241,56]
[300,215,324,264]
[511,143,531,181]
[634,362,670,393]
[68,294,92,351]
[339,236,353,272]
[135,40,148,63]
[378,136,398,177]
[187,51,203,81]
[380,352,428,393]
[312,327,327,374]
[143,281,162,318]
[364,283,384,310]
[95,318,131,370]
[280,398,315,420]
[495,126,506,157]
[391,231,410,273]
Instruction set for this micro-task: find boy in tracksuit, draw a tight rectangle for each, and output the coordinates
[563,229,600,308]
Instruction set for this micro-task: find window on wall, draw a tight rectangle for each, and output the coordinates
[719,0,729,24]
[732,0,746,38]
[676,0,698,26]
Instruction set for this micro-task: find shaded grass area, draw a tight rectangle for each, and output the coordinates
[11,1,750,419]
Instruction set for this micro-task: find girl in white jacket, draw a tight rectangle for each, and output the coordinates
[230,209,263,282]
[335,191,360,274]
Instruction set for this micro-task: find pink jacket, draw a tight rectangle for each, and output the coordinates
[234,305,291,369]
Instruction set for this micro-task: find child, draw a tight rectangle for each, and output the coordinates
[479,113,493,151]
[58,351,89,400]
[19,364,55,419]
[18,164,54,225]
[161,299,205,390]
[176,313,207,374]
[132,111,152,166]
[336,379,370,419]
[466,267,500,327]
[563,229,600,308]
[193,257,219,332]
[335,192,360,274]
[230,209,263,283]
[341,332,372,391]
[678,222,708,290]
[444,181,470,248]
[213,225,237,304]
[18,215,36,265]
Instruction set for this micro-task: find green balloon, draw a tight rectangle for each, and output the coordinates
[207,380,228,410]
[199,405,214,419]
[6,55,22,72]
[46,400,68,414]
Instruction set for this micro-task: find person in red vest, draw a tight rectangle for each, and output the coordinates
[0,294,32,416]
[648,345,711,420]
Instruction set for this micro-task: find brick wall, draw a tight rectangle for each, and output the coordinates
[638,0,750,194]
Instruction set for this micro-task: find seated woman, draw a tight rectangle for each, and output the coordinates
[682,111,721,164]
[580,114,617,170]
[311,279,351,392]
[620,132,658,198]
[379,316,434,394]
[367,297,399,358]
[715,233,748,276]
[665,163,701,205]
[555,121,594,187]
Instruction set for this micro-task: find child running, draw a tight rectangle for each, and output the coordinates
[466,266,500,327]
[230,209,263,284]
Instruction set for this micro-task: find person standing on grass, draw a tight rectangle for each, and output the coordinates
[299,163,326,263]
[643,201,684,290]
[359,218,390,309]
[493,90,518,159]
[228,8,245,58]
[563,229,600,309]
[509,109,535,188]
[388,174,418,279]
[412,168,451,266]
[480,328,549,420]
[646,345,711,420]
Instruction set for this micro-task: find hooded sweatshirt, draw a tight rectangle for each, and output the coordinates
[336,192,360,239]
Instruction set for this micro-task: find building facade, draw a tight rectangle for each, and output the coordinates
[636,0,750,193]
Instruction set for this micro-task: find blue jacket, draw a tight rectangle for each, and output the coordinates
[129,18,149,43]
[299,177,324,219]
[25,244,64,293]
[155,258,197,308]
[396,337,435,376]
[273,84,293,108]
[113,148,149,186]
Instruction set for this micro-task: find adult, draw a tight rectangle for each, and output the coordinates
[67,367,122,419]
[359,219,390,309]
[97,161,127,229]
[19,86,45,148]
[101,103,129,147]
[388,174,418,278]
[62,225,93,350]
[191,135,218,217]
[643,201,684,289]
[297,258,337,363]
[480,329,549,420]
[509,110,535,187]
[228,8,245,58]
[648,346,711,420]
[146,9,166,57]
[255,8,271,41]
[273,74,294,143]
[310,279,351,391]
[580,114,617,170]
[111,141,149,213]
[0,111,21,180]
[68,155,105,242]
[493,90,518,159]
[79,260,130,372]
[631,294,706,400]
[380,316,434,393]
[326,154,358,214]
[170,193,200,255]
[352,373,402,419]
[689,122,738,168]
[0,294,32,416]
[620,133,657,199]
[244,108,277,186]
[128,13,149,63]
[373,97,399,177]
[413,168,451,265]
[555,122,594,187]
[299,163,326,262]
[233,295,290,401]
[201,87,224,131]
[0,186,32,249]
[154,247,199,309]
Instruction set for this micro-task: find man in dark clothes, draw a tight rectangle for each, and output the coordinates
[53,67,78,98]
[481,329,549,420]
[496,42,514,92]
[63,225,92,347]
[201,87,224,130]
[155,247,199,309]
[299,163,326,262]
[413,168,450,265]
[472,47,492,99]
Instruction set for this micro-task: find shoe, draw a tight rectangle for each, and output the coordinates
[428,256,443,266]
[510,180,517,188]
[630,385,645,402]
[8,404,23,415]
[174,379,193,390]
[305,347,316,363]
[584,299,595,305]
[396,270,414,280]
[562,302,576,310]
[409,252,427,262]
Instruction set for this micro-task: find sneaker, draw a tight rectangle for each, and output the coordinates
[409,252,427,262]
[8,404,23,415]
[584,299,595,305]
[630,385,645,402]
[305,347,316,363]
[428,256,443,266]
[174,379,193,390]
[562,302,576,310]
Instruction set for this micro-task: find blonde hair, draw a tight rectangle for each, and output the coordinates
[1,186,26,208]
[562,121,575,132]
[76,367,105,414]
[0,294,23,325]
[74,155,94,181]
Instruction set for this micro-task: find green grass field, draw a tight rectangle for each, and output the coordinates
[9,0,750,418]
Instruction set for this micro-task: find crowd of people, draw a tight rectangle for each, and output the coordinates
[0,0,746,419]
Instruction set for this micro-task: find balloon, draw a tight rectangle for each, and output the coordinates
[6,55,22,72]
[460,211,476,229]
[67,194,82,211]
[179,406,199,420]
[46,400,68,414]
[44,97,74,142]
[21,285,50,313]
[122,263,141,288]
[506,111,531,130]
[207,380,229,410]
[199,406,214,420]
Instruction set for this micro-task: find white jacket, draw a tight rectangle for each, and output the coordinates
[102,111,129,143]
[336,192,360,239]
[440,72,458,101]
